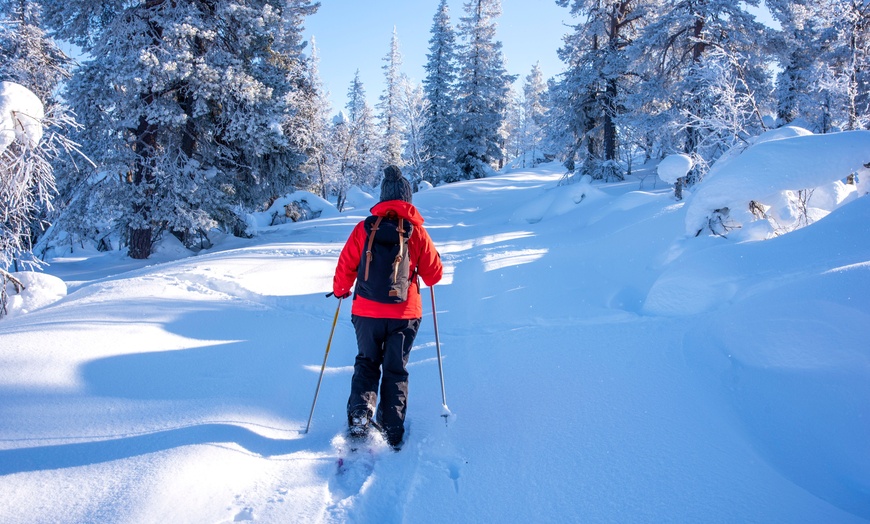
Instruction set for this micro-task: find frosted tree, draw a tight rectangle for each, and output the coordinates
[518,63,548,167]
[503,88,523,163]
[0,0,73,103]
[421,0,458,184]
[398,75,430,187]
[453,0,515,180]
[0,82,82,316]
[42,0,319,259]
[554,0,647,180]
[288,37,333,199]
[630,0,772,181]
[378,27,405,167]
[770,0,869,132]
[330,71,382,210]
[0,2,84,276]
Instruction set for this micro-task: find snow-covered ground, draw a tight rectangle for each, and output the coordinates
[1,134,869,522]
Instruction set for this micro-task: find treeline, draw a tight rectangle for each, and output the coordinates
[0,0,867,266]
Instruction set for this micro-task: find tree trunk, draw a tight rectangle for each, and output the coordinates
[128,4,164,260]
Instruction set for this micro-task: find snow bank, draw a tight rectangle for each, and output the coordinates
[3,271,67,319]
[645,195,870,317]
[342,185,377,211]
[247,191,338,230]
[685,129,870,237]
[509,174,604,224]
[0,81,44,155]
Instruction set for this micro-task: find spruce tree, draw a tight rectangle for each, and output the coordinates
[554,0,646,180]
[629,0,771,180]
[378,27,405,167]
[771,0,869,132]
[331,71,382,210]
[288,36,333,199]
[421,0,458,184]
[453,0,515,180]
[42,0,319,258]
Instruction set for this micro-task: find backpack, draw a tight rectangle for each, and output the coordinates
[356,214,414,303]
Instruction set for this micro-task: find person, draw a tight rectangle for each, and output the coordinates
[332,165,443,450]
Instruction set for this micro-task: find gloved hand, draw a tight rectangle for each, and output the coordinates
[329,290,351,299]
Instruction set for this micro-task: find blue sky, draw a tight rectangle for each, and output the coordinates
[305,1,777,115]
[304,0,569,113]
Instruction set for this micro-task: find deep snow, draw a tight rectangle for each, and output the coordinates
[1,140,869,522]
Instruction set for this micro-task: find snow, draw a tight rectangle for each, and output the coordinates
[0,81,45,154]
[685,128,870,237]
[1,139,869,522]
[656,153,693,184]
[1,271,67,319]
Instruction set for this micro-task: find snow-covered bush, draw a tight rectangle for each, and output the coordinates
[657,154,693,200]
[247,191,338,232]
[686,128,870,239]
[0,81,49,316]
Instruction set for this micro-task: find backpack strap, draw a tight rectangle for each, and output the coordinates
[364,215,384,282]
[391,218,406,286]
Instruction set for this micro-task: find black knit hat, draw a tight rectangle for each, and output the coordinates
[379,165,412,203]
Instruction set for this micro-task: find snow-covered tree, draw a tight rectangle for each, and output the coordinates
[0,0,78,250]
[42,0,318,258]
[554,0,647,180]
[330,71,382,209]
[453,0,515,180]
[770,0,870,132]
[378,27,405,167]
[421,0,458,184]
[629,0,772,181]
[289,36,333,199]
[0,0,73,103]
[0,81,81,316]
[398,75,429,187]
[516,62,548,167]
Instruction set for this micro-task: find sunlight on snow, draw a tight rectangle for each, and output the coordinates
[481,249,549,272]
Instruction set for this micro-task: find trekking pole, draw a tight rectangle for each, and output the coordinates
[304,295,342,434]
[430,285,451,422]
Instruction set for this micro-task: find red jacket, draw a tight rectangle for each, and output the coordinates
[333,200,443,319]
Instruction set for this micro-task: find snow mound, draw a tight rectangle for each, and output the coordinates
[510,175,603,224]
[3,271,67,319]
[645,195,870,317]
[0,81,45,154]
[685,130,870,238]
[247,191,338,230]
[657,154,693,184]
[343,185,377,211]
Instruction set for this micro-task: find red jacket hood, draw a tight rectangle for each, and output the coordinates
[370,200,425,227]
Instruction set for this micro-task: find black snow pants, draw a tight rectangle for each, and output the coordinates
[347,314,421,443]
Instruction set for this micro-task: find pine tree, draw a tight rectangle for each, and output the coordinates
[520,63,548,167]
[289,36,333,199]
[398,75,429,187]
[42,0,319,258]
[453,0,515,180]
[378,27,405,167]
[629,0,772,180]
[771,0,870,132]
[330,71,382,210]
[421,0,458,184]
[554,0,646,180]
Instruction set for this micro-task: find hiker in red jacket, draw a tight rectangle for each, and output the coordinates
[333,165,443,450]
